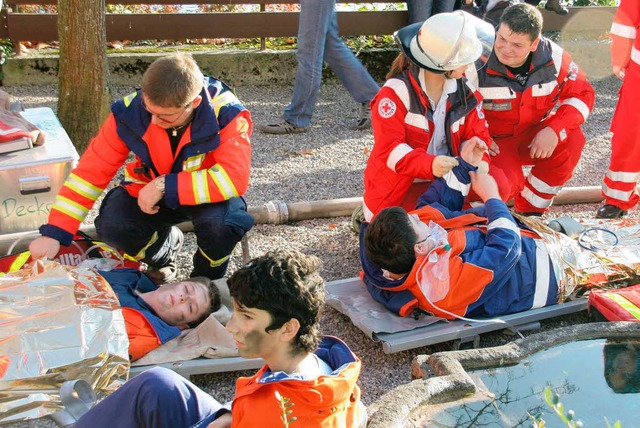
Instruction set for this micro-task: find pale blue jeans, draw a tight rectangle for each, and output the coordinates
[283,0,380,128]
[406,0,457,23]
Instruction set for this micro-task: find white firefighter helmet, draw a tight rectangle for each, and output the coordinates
[395,10,495,73]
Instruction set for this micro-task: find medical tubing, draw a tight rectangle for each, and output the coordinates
[415,248,526,340]
[577,227,619,251]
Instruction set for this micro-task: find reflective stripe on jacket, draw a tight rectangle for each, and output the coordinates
[610,0,640,69]
[40,77,252,246]
[466,38,595,143]
[363,65,491,222]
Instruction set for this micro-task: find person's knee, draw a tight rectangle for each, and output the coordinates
[193,200,253,244]
[135,367,186,399]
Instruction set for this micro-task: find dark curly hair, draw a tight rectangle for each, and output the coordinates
[228,250,324,355]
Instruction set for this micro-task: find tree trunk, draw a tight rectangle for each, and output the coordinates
[57,0,110,154]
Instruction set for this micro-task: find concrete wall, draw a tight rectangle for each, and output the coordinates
[1,48,400,87]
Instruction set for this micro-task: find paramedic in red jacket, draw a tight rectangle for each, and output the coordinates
[29,53,253,282]
[75,250,366,428]
[596,0,640,219]
[363,11,500,222]
[465,3,595,215]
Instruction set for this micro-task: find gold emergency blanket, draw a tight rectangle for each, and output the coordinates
[0,261,129,423]
[515,215,640,302]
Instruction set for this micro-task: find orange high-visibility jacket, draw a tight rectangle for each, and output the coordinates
[39,77,252,246]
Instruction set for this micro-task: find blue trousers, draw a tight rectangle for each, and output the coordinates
[406,0,457,23]
[282,0,380,127]
[75,368,224,428]
[95,186,254,279]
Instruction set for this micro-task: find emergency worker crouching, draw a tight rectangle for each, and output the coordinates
[29,53,254,282]
[465,3,595,216]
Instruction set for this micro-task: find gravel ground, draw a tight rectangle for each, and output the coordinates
[2,72,631,425]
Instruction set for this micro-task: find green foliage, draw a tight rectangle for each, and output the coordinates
[569,0,618,6]
[275,391,297,427]
[529,386,621,428]
[0,39,12,64]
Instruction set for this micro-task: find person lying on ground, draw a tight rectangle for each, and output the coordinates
[75,250,366,428]
[360,152,635,319]
[100,268,221,361]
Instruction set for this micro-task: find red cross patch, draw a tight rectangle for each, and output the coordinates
[378,98,396,118]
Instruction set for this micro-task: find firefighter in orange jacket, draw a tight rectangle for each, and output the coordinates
[597,0,640,219]
[29,53,253,282]
[466,3,595,215]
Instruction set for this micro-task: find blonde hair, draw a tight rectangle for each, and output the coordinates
[141,52,204,107]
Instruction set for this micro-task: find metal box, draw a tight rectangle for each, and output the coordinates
[0,107,79,234]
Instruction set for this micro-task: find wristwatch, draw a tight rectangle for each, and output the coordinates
[154,175,165,194]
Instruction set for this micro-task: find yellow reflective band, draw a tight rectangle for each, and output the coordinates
[604,292,640,321]
[9,251,31,272]
[131,231,160,261]
[53,196,90,222]
[191,170,211,204]
[65,173,102,200]
[123,92,138,107]
[124,169,149,184]
[208,164,238,200]
[183,154,205,172]
[211,91,238,116]
[198,247,230,267]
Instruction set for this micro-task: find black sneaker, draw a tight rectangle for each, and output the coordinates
[146,226,184,285]
[595,204,628,219]
[355,103,372,130]
[259,118,307,134]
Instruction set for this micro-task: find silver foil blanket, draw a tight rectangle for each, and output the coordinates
[0,261,129,423]
[514,215,640,302]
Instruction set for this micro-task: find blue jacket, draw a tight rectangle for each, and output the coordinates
[361,159,559,319]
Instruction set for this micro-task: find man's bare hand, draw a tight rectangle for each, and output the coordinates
[528,127,558,159]
[138,179,164,214]
[207,412,232,428]
[460,137,488,167]
[432,155,459,177]
[488,140,500,157]
[29,236,61,260]
[470,171,501,202]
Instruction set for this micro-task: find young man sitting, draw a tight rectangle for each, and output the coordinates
[75,250,365,428]
[360,155,561,319]
[99,269,221,361]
